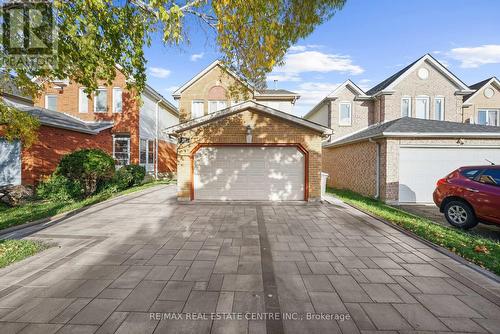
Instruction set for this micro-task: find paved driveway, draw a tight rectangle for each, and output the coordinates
[0,184,499,334]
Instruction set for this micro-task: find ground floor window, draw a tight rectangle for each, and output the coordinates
[113,136,130,167]
[478,109,499,126]
[140,138,155,171]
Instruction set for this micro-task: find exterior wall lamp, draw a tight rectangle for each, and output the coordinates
[246,125,253,143]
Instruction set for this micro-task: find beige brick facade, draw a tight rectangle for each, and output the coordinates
[175,108,323,201]
[462,82,500,124]
[322,141,378,198]
[329,88,372,140]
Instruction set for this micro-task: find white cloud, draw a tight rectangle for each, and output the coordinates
[149,67,171,78]
[190,52,204,62]
[289,45,307,52]
[273,51,364,79]
[267,73,301,82]
[165,86,179,93]
[449,44,500,68]
[357,79,372,91]
[293,81,342,115]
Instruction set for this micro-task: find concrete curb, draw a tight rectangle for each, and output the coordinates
[323,194,500,284]
[0,183,172,240]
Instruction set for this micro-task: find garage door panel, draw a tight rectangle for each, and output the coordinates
[399,146,500,203]
[194,146,305,201]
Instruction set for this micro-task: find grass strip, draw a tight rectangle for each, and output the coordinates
[0,239,51,268]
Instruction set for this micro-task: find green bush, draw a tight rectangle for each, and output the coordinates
[57,149,115,197]
[113,167,134,191]
[123,164,146,186]
[36,174,83,201]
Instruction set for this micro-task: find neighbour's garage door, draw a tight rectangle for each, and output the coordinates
[194,146,305,201]
[399,146,500,203]
[0,139,21,186]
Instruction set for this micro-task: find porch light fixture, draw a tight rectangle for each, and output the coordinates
[246,125,253,143]
[178,136,190,144]
[456,138,465,145]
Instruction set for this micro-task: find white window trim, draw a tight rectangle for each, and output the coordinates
[112,87,122,113]
[401,97,412,117]
[434,96,445,121]
[78,87,88,113]
[45,94,57,110]
[477,109,499,126]
[208,100,227,114]
[338,101,352,126]
[415,96,430,119]
[94,87,108,113]
[139,138,155,169]
[113,137,130,166]
[191,100,205,119]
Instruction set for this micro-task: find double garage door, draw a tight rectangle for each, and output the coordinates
[193,146,305,201]
[0,139,21,186]
[399,146,500,203]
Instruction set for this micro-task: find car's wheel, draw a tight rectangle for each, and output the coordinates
[444,200,478,229]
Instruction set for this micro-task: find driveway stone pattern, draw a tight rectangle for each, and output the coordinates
[0,185,498,334]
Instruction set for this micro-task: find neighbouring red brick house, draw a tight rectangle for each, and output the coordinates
[1,70,178,186]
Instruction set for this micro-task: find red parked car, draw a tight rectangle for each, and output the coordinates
[433,165,500,229]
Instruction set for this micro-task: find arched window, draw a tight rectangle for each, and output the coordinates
[207,86,227,113]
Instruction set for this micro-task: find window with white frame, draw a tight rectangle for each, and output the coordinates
[401,97,411,117]
[140,139,155,171]
[434,97,445,121]
[113,137,130,166]
[339,102,352,126]
[94,88,107,113]
[415,96,429,119]
[191,101,204,118]
[45,94,57,111]
[78,88,89,113]
[208,100,227,113]
[112,88,122,113]
[478,109,499,126]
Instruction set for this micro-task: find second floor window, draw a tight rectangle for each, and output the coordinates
[339,102,352,126]
[94,88,107,113]
[478,109,499,126]
[45,94,57,111]
[113,88,122,113]
[415,96,429,119]
[208,100,227,113]
[192,101,204,118]
[79,88,89,113]
[401,97,411,117]
[434,97,444,121]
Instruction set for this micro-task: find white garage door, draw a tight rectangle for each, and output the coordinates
[399,146,500,203]
[0,139,21,186]
[194,146,305,201]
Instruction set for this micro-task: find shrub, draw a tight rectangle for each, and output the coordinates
[57,149,115,197]
[37,174,83,201]
[123,164,146,186]
[113,167,134,191]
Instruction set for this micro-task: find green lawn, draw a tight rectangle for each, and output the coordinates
[0,239,51,268]
[0,181,171,232]
[327,188,500,276]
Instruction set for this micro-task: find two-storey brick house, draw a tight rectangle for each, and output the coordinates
[166,60,332,201]
[304,54,500,204]
[1,70,178,187]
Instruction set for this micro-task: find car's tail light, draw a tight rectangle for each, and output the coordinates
[436,178,448,186]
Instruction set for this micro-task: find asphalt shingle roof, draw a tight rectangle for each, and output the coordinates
[12,104,113,134]
[327,117,500,147]
[257,89,298,95]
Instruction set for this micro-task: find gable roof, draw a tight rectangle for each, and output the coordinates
[6,102,113,134]
[143,84,179,116]
[164,101,332,135]
[256,89,299,98]
[303,80,368,120]
[324,117,500,148]
[463,77,500,105]
[366,54,472,96]
[0,72,33,103]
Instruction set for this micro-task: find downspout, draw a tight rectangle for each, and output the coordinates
[369,138,380,199]
[155,100,161,180]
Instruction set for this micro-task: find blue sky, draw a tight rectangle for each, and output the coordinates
[144,0,500,115]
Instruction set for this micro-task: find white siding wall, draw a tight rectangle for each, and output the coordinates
[140,93,178,141]
[256,100,294,113]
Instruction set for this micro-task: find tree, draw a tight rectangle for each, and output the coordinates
[1,0,346,145]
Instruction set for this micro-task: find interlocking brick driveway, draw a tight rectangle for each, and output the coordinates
[0,184,499,334]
